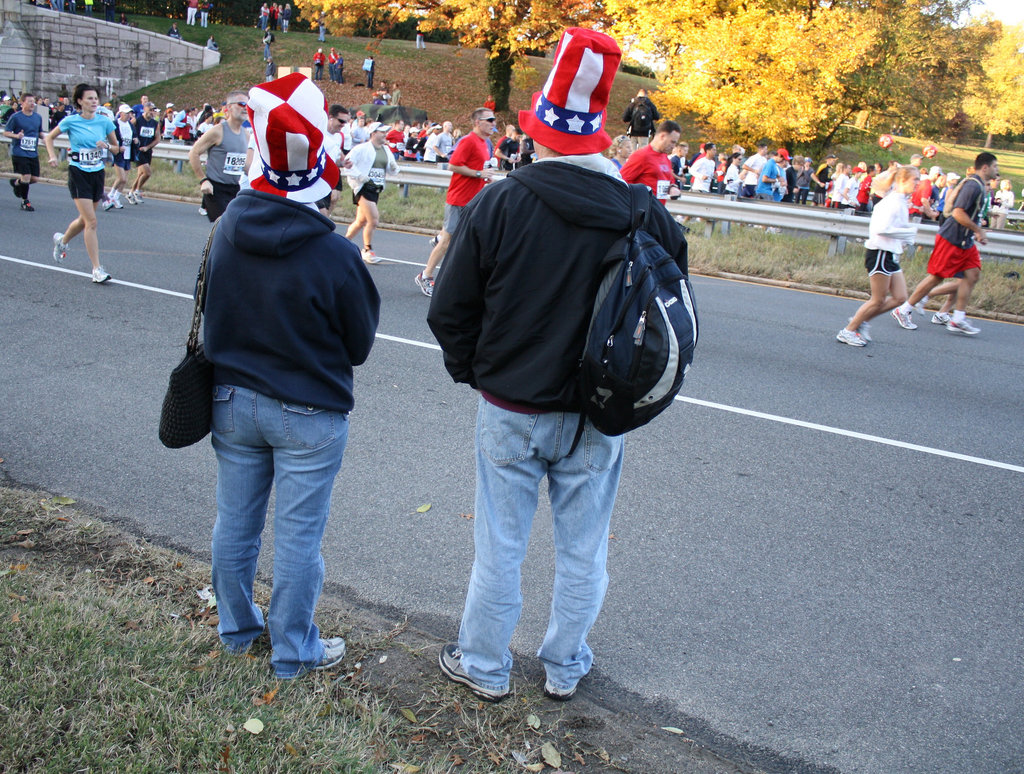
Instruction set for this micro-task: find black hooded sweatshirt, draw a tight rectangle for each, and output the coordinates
[427,159,688,411]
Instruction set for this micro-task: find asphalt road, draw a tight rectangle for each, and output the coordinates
[2,183,1023,773]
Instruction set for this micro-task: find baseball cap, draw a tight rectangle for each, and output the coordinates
[777,148,790,161]
[367,122,391,134]
[118,103,132,113]
[166,102,174,109]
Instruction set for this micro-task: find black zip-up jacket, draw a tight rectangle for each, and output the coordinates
[427,159,688,411]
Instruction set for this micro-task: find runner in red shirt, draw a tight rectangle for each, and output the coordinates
[619,120,682,204]
[415,107,498,296]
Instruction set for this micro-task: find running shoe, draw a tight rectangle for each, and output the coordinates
[890,308,917,330]
[414,272,434,297]
[849,318,871,342]
[113,192,124,209]
[836,328,866,347]
[9,178,20,198]
[946,318,980,336]
[102,197,115,211]
[20,201,34,212]
[126,191,139,204]
[135,192,144,203]
[198,207,207,217]
[362,248,382,265]
[913,300,927,316]
[931,312,951,325]
[438,643,508,702]
[313,637,347,671]
[52,232,67,264]
[91,266,112,284]
[428,234,439,247]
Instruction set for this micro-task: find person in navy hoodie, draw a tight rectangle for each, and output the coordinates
[202,73,380,679]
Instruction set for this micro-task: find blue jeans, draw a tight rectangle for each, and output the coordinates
[457,397,624,694]
[210,384,349,678]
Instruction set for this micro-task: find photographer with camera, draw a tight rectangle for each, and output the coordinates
[622,88,660,147]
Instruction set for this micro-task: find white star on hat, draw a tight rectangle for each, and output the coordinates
[543,108,558,126]
[306,169,319,181]
[266,169,280,183]
[589,115,602,131]
[565,114,585,133]
[286,173,302,187]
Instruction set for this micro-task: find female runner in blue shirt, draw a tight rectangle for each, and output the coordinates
[43,83,120,284]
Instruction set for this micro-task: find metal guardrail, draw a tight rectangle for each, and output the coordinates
[662,191,1024,263]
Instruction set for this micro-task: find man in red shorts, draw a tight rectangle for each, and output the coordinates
[891,151,998,336]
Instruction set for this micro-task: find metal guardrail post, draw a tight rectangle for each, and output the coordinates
[402,184,410,199]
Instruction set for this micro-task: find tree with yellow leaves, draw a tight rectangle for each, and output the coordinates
[607,0,991,149]
[290,0,609,111]
[963,24,1024,148]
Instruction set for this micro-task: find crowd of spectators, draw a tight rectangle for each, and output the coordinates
[3,84,1020,233]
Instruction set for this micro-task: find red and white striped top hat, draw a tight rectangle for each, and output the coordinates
[519,27,621,156]
[247,73,340,203]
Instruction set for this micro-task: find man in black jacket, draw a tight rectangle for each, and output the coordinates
[428,27,688,704]
[622,88,660,147]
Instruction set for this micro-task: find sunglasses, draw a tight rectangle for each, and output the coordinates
[479,116,496,122]
[232,101,247,108]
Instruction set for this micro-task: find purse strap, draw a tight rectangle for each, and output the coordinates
[187,219,220,354]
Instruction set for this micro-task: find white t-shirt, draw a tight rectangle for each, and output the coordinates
[742,153,766,186]
[323,129,343,163]
[690,156,716,193]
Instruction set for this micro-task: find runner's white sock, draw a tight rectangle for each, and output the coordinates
[952,310,966,323]
[898,302,913,314]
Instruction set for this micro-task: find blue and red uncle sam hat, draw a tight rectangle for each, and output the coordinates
[519,27,622,156]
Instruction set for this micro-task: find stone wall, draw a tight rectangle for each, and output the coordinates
[0,0,218,100]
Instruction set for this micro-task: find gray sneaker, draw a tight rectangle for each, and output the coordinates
[849,317,871,342]
[314,636,347,671]
[543,678,578,702]
[946,318,980,336]
[931,312,951,325]
[836,328,866,347]
[52,232,67,264]
[414,272,434,297]
[438,643,508,702]
[890,308,917,330]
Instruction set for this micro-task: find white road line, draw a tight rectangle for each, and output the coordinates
[4,253,1021,474]
[676,396,1024,474]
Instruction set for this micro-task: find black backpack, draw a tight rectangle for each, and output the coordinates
[572,185,698,448]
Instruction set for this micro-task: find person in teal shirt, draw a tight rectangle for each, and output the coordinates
[44,83,119,284]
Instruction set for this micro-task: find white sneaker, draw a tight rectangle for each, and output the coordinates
[362,248,382,265]
[52,232,67,264]
[198,207,207,216]
[946,318,980,336]
[890,308,917,330]
[836,328,866,347]
[849,318,871,342]
[113,192,124,209]
[102,197,114,211]
[931,312,951,325]
[91,266,111,284]
[913,301,927,316]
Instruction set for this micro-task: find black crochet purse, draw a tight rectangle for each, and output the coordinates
[158,222,218,449]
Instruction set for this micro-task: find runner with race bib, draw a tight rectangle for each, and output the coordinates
[343,121,400,264]
[188,89,252,222]
[43,83,120,284]
[2,92,44,212]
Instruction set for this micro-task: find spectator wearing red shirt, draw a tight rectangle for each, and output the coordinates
[312,48,326,81]
[385,120,406,156]
[619,120,682,204]
[909,166,941,220]
[415,107,498,295]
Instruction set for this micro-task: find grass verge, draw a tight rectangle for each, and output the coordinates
[0,486,652,773]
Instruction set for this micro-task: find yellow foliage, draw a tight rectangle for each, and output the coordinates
[963,24,1024,137]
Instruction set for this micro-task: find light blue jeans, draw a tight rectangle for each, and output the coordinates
[210,384,349,678]
[457,397,624,695]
